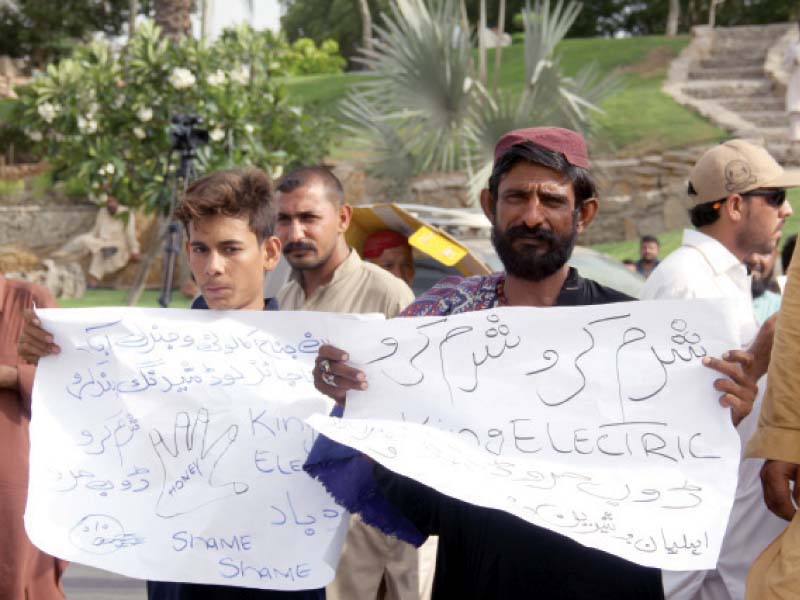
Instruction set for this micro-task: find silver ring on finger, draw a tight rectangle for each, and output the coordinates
[320,359,337,387]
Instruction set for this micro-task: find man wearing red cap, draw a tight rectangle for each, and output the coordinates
[362,230,416,287]
[303,127,758,599]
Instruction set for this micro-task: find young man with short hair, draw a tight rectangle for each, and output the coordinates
[641,139,798,600]
[18,167,324,600]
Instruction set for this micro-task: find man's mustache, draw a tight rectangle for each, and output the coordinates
[504,225,558,245]
[283,241,317,254]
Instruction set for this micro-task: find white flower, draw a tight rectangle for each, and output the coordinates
[27,130,43,142]
[136,106,153,122]
[289,106,303,117]
[98,162,115,176]
[77,116,98,134]
[207,69,226,86]
[271,165,283,179]
[168,67,196,90]
[209,127,225,142]
[37,101,57,123]
[113,95,125,109]
[244,123,255,135]
[133,127,146,140]
[87,102,100,116]
[230,65,250,85]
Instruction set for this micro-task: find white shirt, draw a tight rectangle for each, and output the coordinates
[640,229,785,600]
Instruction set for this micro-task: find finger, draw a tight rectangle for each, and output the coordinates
[318,356,367,388]
[21,316,57,346]
[17,340,50,364]
[191,408,212,453]
[762,462,797,521]
[313,369,347,404]
[18,330,60,360]
[174,412,191,455]
[318,344,350,362]
[718,394,752,426]
[203,423,239,468]
[702,356,746,383]
[149,429,176,460]
[713,378,756,399]
[721,349,754,370]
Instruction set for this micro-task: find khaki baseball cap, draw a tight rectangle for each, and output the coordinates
[688,139,800,204]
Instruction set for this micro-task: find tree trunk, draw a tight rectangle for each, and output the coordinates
[129,0,138,36]
[357,0,373,52]
[153,0,194,41]
[200,0,213,39]
[708,0,727,28]
[492,0,506,94]
[666,0,680,36]
[478,0,487,85]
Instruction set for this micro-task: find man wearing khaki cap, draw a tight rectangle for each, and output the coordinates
[641,139,799,600]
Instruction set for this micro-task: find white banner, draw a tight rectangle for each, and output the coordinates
[25,308,369,590]
[309,300,743,570]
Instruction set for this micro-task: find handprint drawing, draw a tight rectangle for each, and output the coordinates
[150,408,249,518]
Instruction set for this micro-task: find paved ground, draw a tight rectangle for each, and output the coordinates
[62,564,146,600]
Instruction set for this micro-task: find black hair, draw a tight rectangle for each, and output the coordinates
[640,235,659,245]
[782,233,797,272]
[687,182,723,227]
[487,141,597,210]
[276,165,345,206]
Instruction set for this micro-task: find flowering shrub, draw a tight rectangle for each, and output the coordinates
[10,22,335,212]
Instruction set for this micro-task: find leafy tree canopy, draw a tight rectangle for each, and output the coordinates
[0,0,133,67]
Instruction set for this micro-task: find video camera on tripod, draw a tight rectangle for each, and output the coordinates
[158,113,209,308]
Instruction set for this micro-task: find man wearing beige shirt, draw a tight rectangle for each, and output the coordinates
[745,238,800,599]
[274,166,419,600]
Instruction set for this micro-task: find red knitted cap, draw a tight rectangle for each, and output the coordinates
[494,127,590,169]
[363,230,410,259]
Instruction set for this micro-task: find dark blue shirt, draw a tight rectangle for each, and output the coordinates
[147,295,325,600]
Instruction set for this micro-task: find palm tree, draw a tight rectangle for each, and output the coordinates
[341,0,620,203]
[357,0,374,52]
[153,0,194,40]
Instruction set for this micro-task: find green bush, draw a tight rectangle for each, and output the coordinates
[8,21,335,213]
[285,38,347,75]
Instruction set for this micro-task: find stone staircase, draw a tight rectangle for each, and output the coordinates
[664,23,799,164]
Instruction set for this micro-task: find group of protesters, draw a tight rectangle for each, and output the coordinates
[2,124,800,600]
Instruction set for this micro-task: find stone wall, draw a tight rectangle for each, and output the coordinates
[0,203,98,251]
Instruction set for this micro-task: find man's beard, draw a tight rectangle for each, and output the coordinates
[751,275,768,299]
[491,219,577,281]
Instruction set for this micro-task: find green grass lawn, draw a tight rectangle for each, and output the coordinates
[57,289,192,309]
[285,34,725,157]
[592,189,800,261]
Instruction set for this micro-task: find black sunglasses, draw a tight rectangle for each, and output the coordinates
[741,188,787,208]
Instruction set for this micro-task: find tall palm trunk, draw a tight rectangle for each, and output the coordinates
[357,0,373,52]
[478,0,487,85]
[492,0,506,94]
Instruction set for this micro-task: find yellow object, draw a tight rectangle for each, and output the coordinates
[346,203,490,276]
[408,226,467,267]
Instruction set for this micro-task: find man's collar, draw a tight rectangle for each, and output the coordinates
[681,229,743,276]
[555,267,583,304]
